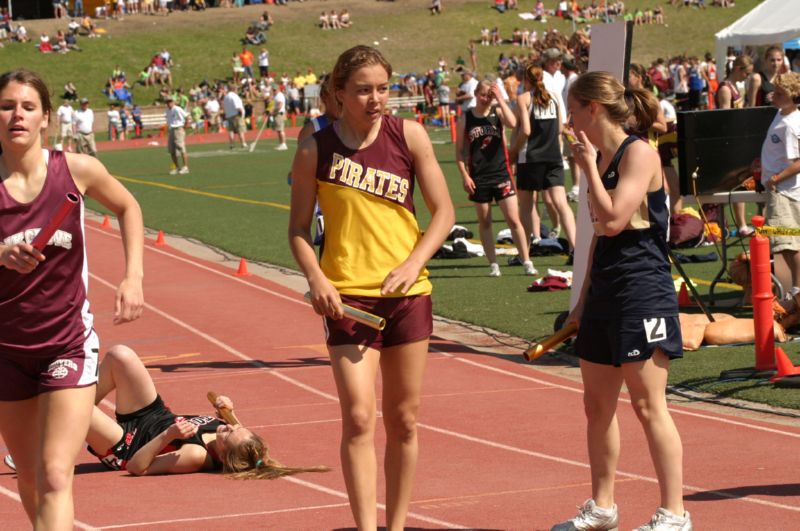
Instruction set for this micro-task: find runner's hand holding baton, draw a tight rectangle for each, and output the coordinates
[303,291,386,331]
[0,193,78,273]
[207,391,241,426]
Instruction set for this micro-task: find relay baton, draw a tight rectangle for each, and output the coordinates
[31,193,80,251]
[303,292,386,331]
[523,322,578,362]
[207,391,241,426]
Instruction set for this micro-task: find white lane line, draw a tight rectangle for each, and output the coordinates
[284,477,466,529]
[0,486,99,530]
[434,350,800,440]
[97,502,351,529]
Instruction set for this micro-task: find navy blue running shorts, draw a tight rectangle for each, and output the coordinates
[576,316,683,367]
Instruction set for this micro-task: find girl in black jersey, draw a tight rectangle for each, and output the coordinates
[84,345,328,479]
[550,72,691,531]
[511,64,576,255]
[456,78,536,277]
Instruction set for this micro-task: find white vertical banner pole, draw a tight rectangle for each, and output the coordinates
[569,21,632,310]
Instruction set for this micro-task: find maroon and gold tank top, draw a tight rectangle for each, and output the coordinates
[313,115,431,297]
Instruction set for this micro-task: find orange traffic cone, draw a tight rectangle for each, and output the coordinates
[155,230,166,247]
[101,215,111,229]
[770,347,800,382]
[235,258,251,277]
[678,282,692,307]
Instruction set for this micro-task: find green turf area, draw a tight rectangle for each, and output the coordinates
[0,0,762,107]
[91,127,800,411]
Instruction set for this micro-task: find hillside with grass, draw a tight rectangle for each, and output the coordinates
[1,0,763,105]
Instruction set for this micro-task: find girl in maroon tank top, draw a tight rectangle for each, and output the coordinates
[289,46,454,530]
[0,69,144,530]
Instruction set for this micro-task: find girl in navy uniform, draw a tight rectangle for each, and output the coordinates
[0,69,144,529]
[551,72,691,531]
[456,78,536,277]
[85,345,328,478]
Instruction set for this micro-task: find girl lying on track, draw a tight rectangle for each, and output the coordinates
[84,344,329,478]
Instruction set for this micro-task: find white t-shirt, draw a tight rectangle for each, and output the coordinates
[659,98,677,123]
[761,109,800,201]
[222,91,244,119]
[258,51,269,68]
[166,105,188,129]
[57,104,73,125]
[73,108,94,134]
[543,69,567,123]
[204,98,220,115]
[459,77,478,110]
[272,91,286,114]
[107,109,121,126]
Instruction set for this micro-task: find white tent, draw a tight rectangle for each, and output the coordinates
[715,0,800,72]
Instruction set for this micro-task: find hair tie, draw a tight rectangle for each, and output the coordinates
[255,459,263,467]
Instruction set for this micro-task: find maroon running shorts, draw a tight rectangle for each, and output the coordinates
[324,294,432,349]
[0,330,99,401]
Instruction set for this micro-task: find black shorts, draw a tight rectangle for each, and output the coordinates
[469,179,516,204]
[88,395,175,470]
[516,162,564,191]
[576,316,683,367]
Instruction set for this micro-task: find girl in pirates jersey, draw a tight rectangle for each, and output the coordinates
[289,45,454,530]
[456,78,536,277]
[511,64,577,254]
[551,72,691,531]
[84,345,328,478]
[0,69,144,530]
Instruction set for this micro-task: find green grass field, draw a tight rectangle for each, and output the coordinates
[90,129,800,411]
[0,0,763,107]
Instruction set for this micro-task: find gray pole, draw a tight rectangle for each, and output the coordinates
[7,1,12,20]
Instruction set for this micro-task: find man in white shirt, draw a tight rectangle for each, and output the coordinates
[272,85,287,150]
[72,97,96,156]
[165,97,190,174]
[56,99,74,152]
[455,71,478,112]
[221,85,248,150]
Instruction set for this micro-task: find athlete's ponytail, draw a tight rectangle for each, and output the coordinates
[569,71,658,132]
[522,63,551,109]
[223,432,330,480]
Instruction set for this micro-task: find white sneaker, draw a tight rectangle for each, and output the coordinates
[551,499,618,531]
[531,236,542,246]
[523,261,538,276]
[634,508,693,531]
[178,166,190,174]
[275,143,288,151]
[548,226,561,240]
[489,263,501,277]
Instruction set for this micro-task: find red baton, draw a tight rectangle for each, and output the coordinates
[31,193,80,251]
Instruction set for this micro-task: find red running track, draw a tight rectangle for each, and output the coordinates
[1,220,799,530]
